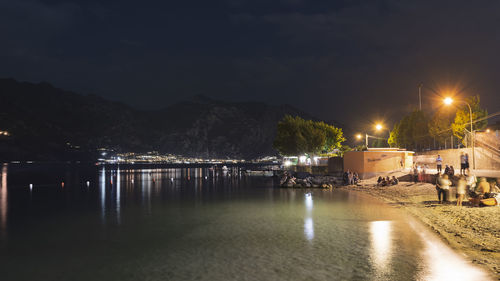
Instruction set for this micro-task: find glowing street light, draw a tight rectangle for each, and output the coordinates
[444,97,475,169]
[375,124,383,131]
[356,134,362,140]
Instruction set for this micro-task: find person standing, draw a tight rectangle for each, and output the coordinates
[456,176,467,206]
[464,153,470,175]
[440,174,452,203]
[436,174,444,203]
[436,155,443,174]
[460,152,466,175]
[413,165,419,183]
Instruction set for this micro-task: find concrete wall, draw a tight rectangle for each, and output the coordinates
[327,157,343,174]
[414,147,500,170]
[344,150,413,179]
[414,148,471,169]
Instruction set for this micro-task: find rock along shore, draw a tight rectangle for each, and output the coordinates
[341,172,500,279]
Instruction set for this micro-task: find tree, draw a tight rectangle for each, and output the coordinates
[273,115,307,156]
[273,115,345,156]
[388,123,400,148]
[428,111,452,146]
[388,110,430,150]
[312,121,345,152]
[451,95,488,144]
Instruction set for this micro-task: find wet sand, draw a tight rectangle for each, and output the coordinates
[342,174,500,279]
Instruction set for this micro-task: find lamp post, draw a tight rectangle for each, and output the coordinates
[444,97,475,169]
[356,124,389,148]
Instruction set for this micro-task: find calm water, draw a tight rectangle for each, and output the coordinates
[0,164,492,281]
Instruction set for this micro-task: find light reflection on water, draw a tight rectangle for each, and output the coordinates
[304,193,314,241]
[0,164,7,238]
[0,165,493,281]
[370,220,393,277]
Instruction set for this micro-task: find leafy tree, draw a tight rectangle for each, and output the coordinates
[388,123,400,148]
[388,110,430,150]
[451,95,488,144]
[273,115,307,156]
[273,115,345,156]
[428,111,452,146]
[313,121,345,152]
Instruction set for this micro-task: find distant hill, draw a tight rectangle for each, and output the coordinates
[0,78,342,160]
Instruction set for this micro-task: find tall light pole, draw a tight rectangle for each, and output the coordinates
[444,97,474,169]
[418,83,423,111]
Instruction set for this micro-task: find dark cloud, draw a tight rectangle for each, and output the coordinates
[1,0,500,130]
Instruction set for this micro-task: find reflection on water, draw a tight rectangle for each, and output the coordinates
[116,168,121,224]
[304,193,314,241]
[0,164,7,238]
[370,220,393,277]
[0,165,493,281]
[99,167,106,223]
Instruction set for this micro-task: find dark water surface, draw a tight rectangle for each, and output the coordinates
[0,164,491,280]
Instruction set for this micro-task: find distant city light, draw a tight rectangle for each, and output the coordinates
[356,134,362,139]
[299,155,307,163]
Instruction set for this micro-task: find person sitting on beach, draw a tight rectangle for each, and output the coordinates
[449,166,455,177]
[456,175,466,207]
[471,177,490,206]
[444,165,450,176]
[477,177,490,195]
[490,178,500,193]
[353,172,360,184]
[391,176,399,185]
[343,171,350,185]
[377,176,383,185]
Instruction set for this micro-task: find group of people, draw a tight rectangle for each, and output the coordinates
[412,164,430,183]
[343,170,360,185]
[435,173,500,206]
[377,176,399,187]
[436,153,469,176]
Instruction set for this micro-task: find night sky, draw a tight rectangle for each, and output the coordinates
[2,0,500,130]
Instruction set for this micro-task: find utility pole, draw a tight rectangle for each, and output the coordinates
[418,83,423,111]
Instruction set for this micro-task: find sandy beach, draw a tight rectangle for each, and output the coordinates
[342,173,500,279]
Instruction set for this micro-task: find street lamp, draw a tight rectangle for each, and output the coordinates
[356,124,389,148]
[444,97,474,169]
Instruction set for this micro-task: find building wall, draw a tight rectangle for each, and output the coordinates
[415,147,500,170]
[327,157,343,174]
[344,150,412,179]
